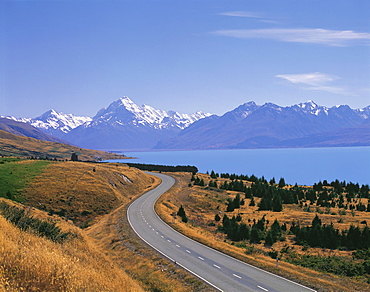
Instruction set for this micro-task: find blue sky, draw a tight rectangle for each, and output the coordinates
[1,0,369,118]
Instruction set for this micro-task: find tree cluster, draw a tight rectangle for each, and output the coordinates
[219,214,285,245]
[291,215,370,250]
[127,163,198,173]
[225,194,244,212]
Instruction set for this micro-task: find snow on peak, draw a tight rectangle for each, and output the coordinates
[31,110,92,133]
[297,100,328,116]
[3,110,92,134]
[93,97,212,129]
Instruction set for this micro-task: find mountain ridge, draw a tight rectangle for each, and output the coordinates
[2,98,369,150]
[154,101,370,150]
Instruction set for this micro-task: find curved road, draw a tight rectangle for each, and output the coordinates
[127,172,316,292]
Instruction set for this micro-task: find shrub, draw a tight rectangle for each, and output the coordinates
[0,202,69,242]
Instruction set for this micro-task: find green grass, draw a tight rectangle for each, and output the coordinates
[0,158,51,202]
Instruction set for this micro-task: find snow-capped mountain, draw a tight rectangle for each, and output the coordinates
[155,100,370,150]
[63,97,212,149]
[3,110,92,138]
[90,97,211,130]
[3,98,368,150]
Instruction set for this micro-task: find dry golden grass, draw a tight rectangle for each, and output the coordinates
[155,172,370,292]
[0,129,125,161]
[23,161,154,227]
[0,199,143,292]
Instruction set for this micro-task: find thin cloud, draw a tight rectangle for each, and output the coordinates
[218,11,265,19]
[212,28,370,46]
[275,72,347,94]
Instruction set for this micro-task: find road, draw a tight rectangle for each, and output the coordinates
[127,172,316,292]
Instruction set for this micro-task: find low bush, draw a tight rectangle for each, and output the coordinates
[0,202,69,242]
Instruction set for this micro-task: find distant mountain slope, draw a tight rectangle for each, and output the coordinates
[64,97,212,149]
[273,121,370,148]
[154,101,370,150]
[0,130,124,161]
[0,118,69,144]
[3,110,92,138]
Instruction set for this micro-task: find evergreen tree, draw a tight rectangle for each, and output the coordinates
[177,205,188,223]
[215,213,221,222]
[272,195,283,212]
[177,205,185,217]
[226,198,235,212]
[270,219,282,242]
[210,170,217,179]
[249,196,255,206]
[233,194,241,209]
[278,178,286,188]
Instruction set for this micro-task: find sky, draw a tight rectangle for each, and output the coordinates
[1,0,370,118]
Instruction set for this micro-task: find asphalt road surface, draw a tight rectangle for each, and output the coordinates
[127,172,317,292]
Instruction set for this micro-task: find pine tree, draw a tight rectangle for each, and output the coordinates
[249,196,255,206]
[272,195,283,212]
[278,177,286,188]
[177,205,186,217]
[210,170,217,179]
[215,213,221,222]
[226,198,235,212]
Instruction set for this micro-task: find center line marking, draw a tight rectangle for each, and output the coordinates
[198,257,204,261]
[233,274,241,279]
[258,286,268,291]
[213,264,221,269]
[167,240,171,242]
[186,250,191,253]
[176,245,180,248]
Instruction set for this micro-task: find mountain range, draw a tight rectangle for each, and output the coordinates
[2,98,370,150]
[155,100,370,149]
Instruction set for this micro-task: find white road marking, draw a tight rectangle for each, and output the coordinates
[186,250,191,253]
[258,286,268,291]
[176,244,180,248]
[213,264,221,269]
[161,235,164,238]
[156,232,159,234]
[233,274,241,279]
[198,257,204,261]
[167,240,171,243]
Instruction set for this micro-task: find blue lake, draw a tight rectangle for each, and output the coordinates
[107,147,370,186]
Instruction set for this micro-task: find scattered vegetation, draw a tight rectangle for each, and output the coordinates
[156,171,370,291]
[0,202,70,242]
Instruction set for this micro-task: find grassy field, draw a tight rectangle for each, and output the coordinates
[0,158,50,202]
[155,172,370,292]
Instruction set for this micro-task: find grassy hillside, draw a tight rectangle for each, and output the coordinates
[156,172,370,292]
[0,199,144,292]
[0,130,125,161]
[22,161,155,227]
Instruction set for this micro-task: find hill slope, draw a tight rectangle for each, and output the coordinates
[0,117,70,144]
[0,130,124,161]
